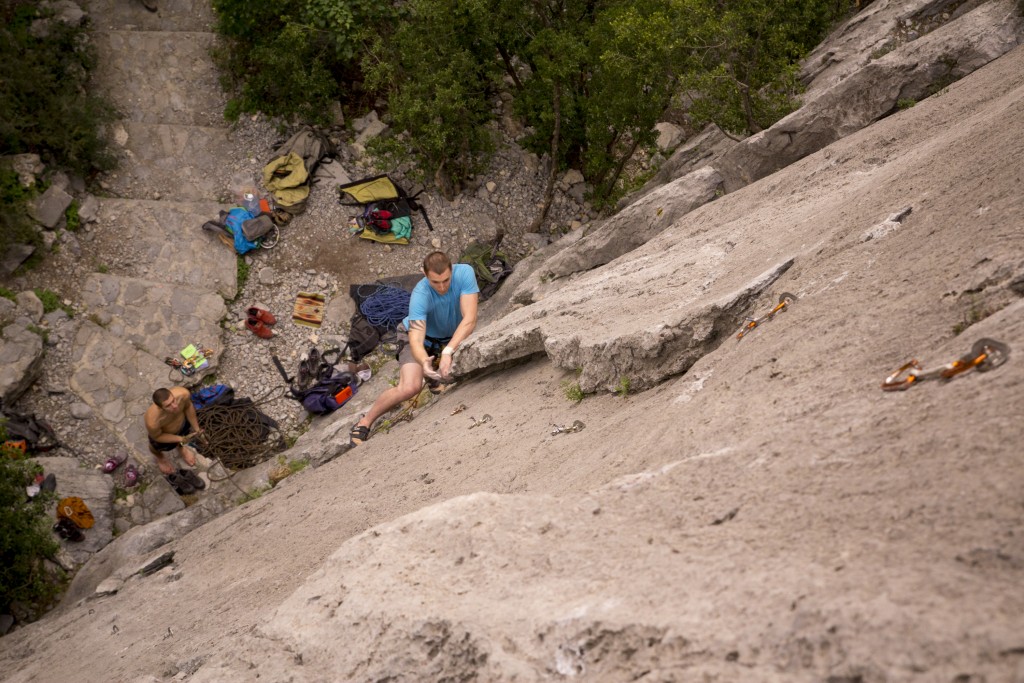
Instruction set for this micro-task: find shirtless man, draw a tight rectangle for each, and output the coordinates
[145,386,202,475]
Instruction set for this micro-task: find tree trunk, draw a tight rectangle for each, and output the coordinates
[497,45,523,91]
[602,136,640,200]
[528,83,561,233]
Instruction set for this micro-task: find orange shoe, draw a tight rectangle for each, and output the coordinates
[247,306,277,325]
[246,316,273,339]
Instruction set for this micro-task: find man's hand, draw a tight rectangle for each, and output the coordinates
[438,353,454,379]
[422,357,443,382]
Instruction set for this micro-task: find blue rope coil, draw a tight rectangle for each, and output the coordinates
[359,285,410,330]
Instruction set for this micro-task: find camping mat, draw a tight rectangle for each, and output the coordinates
[292,292,326,328]
[358,228,409,245]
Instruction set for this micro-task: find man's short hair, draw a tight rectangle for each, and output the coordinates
[422,251,451,275]
[153,388,172,406]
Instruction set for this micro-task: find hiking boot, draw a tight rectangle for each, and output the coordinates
[247,306,277,325]
[246,316,273,339]
[166,471,195,495]
[178,468,206,491]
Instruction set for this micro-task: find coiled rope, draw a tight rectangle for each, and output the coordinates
[194,387,288,471]
[358,284,410,330]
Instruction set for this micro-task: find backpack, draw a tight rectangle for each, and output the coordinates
[271,347,359,415]
[459,233,513,303]
[347,313,382,362]
[0,401,60,454]
[338,175,434,240]
[262,126,336,216]
[201,207,261,254]
[190,384,235,411]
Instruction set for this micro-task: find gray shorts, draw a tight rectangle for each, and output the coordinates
[396,325,416,366]
[395,323,448,366]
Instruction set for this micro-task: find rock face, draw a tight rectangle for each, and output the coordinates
[539,0,1023,288]
[3,9,1024,683]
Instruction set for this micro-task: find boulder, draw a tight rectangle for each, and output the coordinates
[15,290,44,323]
[0,323,45,404]
[525,166,724,292]
[28,184,73,229]
[654,121,686,151]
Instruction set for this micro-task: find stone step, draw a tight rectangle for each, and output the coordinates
[91,198,238,299]
[69,320,178,463]
[80,273,226,373]
[101,121,235,202]
[92,30,225,128]
[86,0,216,33]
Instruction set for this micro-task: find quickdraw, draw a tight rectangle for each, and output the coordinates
[551,420,585,435]
[737,292,796,340]
[165,346,215,378]
[881,338,1010,391]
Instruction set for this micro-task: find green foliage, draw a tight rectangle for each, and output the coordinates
[0,454,61,614]
[614,376,631,398]
[26,324,48,343]
[212,0,392,123]
[362,0,500,191]
[562,380,584,403]
[64,201,80,232]
[32,288,71,316]
[897,98,916,110]
[0,287,15,302]
[236,257,250,295]
[0,163,39,260]
[237,485,271,504]
[0,3,117,176]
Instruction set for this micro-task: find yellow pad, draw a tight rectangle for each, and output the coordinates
[358,229,409,245]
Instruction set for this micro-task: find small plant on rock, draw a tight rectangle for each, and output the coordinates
[614,376,631,398]
[562,380,584,403]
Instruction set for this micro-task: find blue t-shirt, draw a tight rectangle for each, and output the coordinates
[403,263,479,340]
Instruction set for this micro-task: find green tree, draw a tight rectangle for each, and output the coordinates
[0,2,117,175]
[0,454,61,618]
[686,0,855,137]
[214,0,393,123]
[362,0,502,194]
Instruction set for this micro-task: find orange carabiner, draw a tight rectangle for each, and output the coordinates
[881,360,922,391]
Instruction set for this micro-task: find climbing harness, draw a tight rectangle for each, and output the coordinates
[737,292,796,340]
[881,338,1009,391]
[552,420,585,435]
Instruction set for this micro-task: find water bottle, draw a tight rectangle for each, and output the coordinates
[243,192,260,215]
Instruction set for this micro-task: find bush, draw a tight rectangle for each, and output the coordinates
[0,3,117,176]
[0,1,116,262]
[0,451,62,617]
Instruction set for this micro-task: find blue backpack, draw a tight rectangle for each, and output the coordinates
[201,208,260,254]
[191,384,235,410]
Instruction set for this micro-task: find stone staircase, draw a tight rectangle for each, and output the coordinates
[73,0,237,476]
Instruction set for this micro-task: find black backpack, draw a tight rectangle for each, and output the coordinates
[271,348,359,415]
[0,401,60,453]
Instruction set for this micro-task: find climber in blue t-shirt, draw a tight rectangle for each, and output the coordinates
[349,251,479,447]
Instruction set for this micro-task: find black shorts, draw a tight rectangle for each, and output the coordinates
[395,324,449,365]
[149,419,191,452]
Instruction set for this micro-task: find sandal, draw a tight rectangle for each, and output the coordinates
[102,452,128,473]
[123,463,139,487]
[349,424,370,448]
[178,468,206,491]
[53,518,84,542]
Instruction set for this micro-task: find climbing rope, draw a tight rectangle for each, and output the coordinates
[358,284,410,330]
[193,387,288,469]
[881,337,1010,391]
[737,292,796,340]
